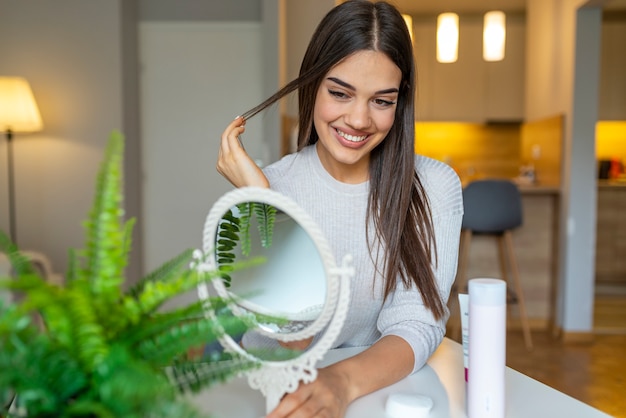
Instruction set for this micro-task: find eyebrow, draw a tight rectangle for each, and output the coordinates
[326,77,399,95]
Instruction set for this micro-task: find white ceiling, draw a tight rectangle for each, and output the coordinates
[391,0,626,16]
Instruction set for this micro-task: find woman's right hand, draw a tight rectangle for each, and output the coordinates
[216,116,270,188]
[278,336,314,351]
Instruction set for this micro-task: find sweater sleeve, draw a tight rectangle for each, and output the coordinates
[377,156,464,373]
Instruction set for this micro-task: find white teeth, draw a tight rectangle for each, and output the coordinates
[336,129,367,142]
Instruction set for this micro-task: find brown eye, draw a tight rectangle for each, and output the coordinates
[373,98,396,107]
[328,89,348,99]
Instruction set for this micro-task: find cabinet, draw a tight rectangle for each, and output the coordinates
[595,184,626,287]
[413,14,525,122]
[599,17,626,120]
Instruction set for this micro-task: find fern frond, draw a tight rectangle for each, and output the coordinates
[0,323,88,417]
[66,281,109,372]
[65,248,79,283]
[88,345,177,418]
[6,277,75,349]
[0,231,38,278]
[134,269,213,316]
[235,203,252,256]
[169,355,259,394]
[215,209,242,287]
[136,313,249,366]
[82,131,126,301]
[119,301,207,347]
[254,203,277,248]
[122,217,136,268]
[128,248,195,300]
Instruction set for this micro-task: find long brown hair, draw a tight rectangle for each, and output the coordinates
[242,0,444,319]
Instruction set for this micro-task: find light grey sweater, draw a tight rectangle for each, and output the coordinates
[255,144,463,373]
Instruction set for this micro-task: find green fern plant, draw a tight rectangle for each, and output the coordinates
[0,131,259,418]
[215,202,276,288]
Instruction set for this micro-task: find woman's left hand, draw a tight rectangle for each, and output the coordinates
[265,367,351,418]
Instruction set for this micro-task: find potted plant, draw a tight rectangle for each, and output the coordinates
[0,132,259,417]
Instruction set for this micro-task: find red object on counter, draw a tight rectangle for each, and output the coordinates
[610,158,623,179]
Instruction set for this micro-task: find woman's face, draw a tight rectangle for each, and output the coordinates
[313,50,402,183]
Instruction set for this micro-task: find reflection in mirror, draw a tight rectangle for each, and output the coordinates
[215,203,326,336]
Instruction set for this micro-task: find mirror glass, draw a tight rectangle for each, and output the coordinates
[214,202,326,336]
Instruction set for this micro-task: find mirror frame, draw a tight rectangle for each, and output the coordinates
[195,187,354,413]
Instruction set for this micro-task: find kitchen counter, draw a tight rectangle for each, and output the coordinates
[517,183,561,194]
[598,179,626,188]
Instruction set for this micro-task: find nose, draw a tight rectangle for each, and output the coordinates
[345,100,371,130]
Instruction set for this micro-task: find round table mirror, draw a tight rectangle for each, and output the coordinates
[196,187,354,413]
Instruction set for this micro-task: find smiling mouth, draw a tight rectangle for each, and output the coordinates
[336,128,368,143]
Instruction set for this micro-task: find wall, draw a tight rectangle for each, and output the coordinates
[414,123,521,181]
[0,0,126,277]
[138,0,260,21]
[520,115,564,187]
[596,121,626,162]
[596,120,626,164]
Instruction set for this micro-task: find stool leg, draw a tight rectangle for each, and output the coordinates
[504,230,533,350]
[496,235,510,289]
[496,235,511,329]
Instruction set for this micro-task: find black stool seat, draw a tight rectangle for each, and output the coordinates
[462,180,523,233]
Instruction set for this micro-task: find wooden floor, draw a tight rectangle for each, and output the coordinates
[506,331,626,418]
[448,294,626,418]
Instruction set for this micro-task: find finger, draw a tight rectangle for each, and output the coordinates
[220,116,246,152]
[223,116,245,140]
[266,388,311,418]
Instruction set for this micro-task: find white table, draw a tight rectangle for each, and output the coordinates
[190,338,612,418]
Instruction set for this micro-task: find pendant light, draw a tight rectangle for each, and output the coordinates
[437,13,459,63]
[483,11,506,62]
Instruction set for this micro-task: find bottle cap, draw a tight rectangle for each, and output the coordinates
[385,393,433,418]
[469,278,506,306]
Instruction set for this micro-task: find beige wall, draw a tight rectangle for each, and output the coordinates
[0,1,126,276]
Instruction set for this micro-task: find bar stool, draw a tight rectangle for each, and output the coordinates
[455,179,533,350]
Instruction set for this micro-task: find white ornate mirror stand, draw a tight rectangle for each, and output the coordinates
[195,187,353,413]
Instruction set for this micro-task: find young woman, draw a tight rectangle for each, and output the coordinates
[216,1,463,417]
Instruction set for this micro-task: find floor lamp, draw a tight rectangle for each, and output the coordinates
[0,77,44,245]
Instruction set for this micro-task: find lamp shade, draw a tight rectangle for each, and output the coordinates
[437,13,459,63]
[483,11,506,62]
[0,77,43,132]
